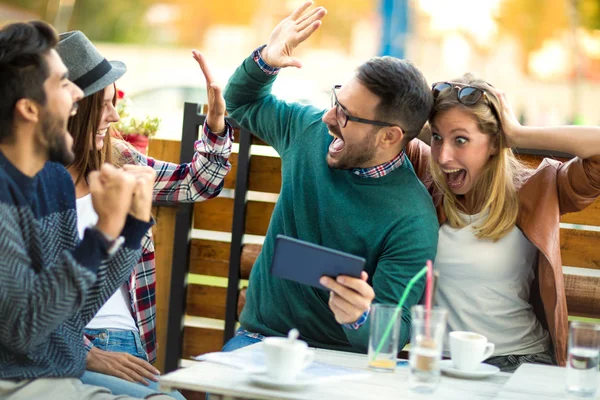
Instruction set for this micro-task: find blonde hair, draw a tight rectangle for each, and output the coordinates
[429,74,530,241]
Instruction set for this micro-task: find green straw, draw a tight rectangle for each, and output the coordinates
[372,266,428,360]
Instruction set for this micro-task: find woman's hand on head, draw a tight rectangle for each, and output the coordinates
[489,88,522,148]
[191,50,226,134]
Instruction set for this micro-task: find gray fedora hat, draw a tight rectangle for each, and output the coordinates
[56,31,126,97]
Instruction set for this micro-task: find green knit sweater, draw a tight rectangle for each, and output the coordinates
[224,56,438,352]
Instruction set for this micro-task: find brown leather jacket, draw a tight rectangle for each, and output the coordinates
[405,140,600,366]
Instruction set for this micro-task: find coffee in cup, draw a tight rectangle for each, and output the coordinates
[262,337,314,381]
[449,331,495,371]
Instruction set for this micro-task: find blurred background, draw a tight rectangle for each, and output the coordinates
[3,0,600,139]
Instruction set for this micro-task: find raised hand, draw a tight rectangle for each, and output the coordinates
[89,163,137,239]
[191,50,226,134]
[86,347,160,386]
[122,164,156,222]
[262,0,327,68]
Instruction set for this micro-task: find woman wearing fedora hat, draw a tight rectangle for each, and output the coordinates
[57,31,233,399]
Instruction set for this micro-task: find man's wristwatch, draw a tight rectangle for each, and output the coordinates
[90,226,125,256]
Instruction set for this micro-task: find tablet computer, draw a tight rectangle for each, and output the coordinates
[271,234,366,290]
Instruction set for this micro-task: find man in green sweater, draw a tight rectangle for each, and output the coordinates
[222,1,438,353]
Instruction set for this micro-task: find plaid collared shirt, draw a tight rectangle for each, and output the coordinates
[351,151,405,178]
[83,122,233,363]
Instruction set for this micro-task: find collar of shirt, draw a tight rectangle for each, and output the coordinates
[352,151,405,178]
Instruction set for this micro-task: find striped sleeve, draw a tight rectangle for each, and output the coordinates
[0,204,98,354]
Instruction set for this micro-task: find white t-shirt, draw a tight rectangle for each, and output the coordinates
[436,211,549,356]
[76,194,138,331]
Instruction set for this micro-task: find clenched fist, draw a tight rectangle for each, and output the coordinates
[122,164,156,223]
[89,163,137,239]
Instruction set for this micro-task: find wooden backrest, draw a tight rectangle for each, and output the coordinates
[160,104,282,372]
[158,105,600,371]
[516,152,600,321]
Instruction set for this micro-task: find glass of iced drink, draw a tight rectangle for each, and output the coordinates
[409,305,448,394]
[368,304,401,372]
[566,321,600,398]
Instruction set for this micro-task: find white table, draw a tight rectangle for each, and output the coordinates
[159,344,511,400]
[496,363,600,399]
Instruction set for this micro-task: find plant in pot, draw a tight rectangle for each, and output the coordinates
[114,89,161,155]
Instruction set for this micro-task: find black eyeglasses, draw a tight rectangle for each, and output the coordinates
[431,81,500,119]
[331,85,395,128]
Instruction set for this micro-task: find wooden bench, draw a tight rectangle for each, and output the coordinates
[150,103,600,374]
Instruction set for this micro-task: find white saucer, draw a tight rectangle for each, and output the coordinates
[246,372,315,390]
[440,360,500,379]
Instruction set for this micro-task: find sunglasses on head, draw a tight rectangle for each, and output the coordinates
[431,81,500,120]
[432,82,490,104]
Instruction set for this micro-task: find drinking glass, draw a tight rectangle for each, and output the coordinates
[409,305,447,393]
[566,321,600,398]
[367,304,401,372]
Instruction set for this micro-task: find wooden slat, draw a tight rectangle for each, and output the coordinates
[224,154,282,194]
[189,240,261,278]
[565,274,600,319]
[182,326,224,360]
[560,228,600,270]
[186,285,227,320]
[148,138,181,164]
[185,285,249,319]
[189,239,230,277]
[245,201,275,236]
[248,156,282,193]
[193,197,233,232]
[193,199,275,236]
[561,199,600,226]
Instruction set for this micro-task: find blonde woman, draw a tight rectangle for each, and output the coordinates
[406,75,600,372]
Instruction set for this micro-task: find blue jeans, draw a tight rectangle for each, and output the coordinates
[80,328,186,400]
[221,328,265,352]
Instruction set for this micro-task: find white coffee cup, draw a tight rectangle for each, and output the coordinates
[262,337,314,382]
[449,331,495,372]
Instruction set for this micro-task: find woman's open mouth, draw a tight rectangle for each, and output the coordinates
[442,168,466,189]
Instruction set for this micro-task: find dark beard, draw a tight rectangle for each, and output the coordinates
[330,143,377,170]
[41,112,74,165]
